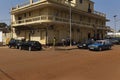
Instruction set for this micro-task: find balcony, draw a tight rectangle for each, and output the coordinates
[94,11,106,17]
[12,0,41,9]
[97,26,107,30]
[12,15,107,30]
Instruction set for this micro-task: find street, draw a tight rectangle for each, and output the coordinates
[0,45,120,80]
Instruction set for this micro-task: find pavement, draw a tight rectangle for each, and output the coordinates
[43,45,78,50]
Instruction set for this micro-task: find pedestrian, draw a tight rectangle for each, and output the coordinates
[62,38,65,46]
[53,37,56,47]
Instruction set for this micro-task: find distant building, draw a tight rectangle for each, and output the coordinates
[107,32,120,37]
[0,26,11,45]
[11,0,109,45]
[107,27,114,32]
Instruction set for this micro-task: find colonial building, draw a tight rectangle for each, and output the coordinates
[11,0,108,45]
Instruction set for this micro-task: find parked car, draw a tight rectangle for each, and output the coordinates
[88,40,112,51]
[77,39,95,49]
[105,37,120,45]
[16,40,26,49]
[19,41,42,51]
[8,38,21,48]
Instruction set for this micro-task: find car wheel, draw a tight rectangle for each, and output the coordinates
[28,47,32,51]
[19,46,22,50]
[99,47,102,51]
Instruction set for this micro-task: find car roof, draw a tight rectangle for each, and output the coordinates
[96,40,108,43]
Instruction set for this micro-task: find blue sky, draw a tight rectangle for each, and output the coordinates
[0,0,120,30]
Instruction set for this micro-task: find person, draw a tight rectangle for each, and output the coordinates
[53,37,56,47]
[62,38,66,46]
[66,37,70,46]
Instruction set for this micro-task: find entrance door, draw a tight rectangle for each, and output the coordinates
[25,30,30,41]
[40,30,46,44]
[88,33,91,39]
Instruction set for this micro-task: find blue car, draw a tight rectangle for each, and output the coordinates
[88,40,112,51]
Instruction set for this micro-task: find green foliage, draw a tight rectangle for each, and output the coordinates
[0,23,7,28]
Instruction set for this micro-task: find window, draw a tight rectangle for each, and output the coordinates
[29,12,31,16]
[88,3,91,9]
[79,16,82,21]
[95,19,98,24]
[40,30,45,40]
[88,18,91,23]
[88,3,91,13]
[24,13,26,17]
[54,10,59,16]
[80,0,82,3]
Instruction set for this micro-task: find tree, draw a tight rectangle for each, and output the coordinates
[0,22,10,33]
[0,23,7,28]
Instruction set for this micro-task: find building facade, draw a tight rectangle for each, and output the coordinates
[11,0,108,45]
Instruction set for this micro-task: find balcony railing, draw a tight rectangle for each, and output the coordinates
[12,0,41,9]
[94,11,106,17]
[12,15,107,30]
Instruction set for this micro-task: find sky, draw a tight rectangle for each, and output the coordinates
[0,0,120,31]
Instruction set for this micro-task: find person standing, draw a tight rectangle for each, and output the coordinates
[53,37,56,47]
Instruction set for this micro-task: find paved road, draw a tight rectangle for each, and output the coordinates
[0,45,120,80]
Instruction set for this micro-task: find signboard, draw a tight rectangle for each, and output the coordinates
[0,31,2,42]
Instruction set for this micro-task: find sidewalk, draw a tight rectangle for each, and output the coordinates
[43,45,78,50]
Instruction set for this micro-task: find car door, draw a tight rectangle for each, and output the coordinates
[104,41,109,49]
[102,42,107,50]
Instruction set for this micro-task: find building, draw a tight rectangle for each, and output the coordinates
[0,23,11,45]
[11,0,109,45]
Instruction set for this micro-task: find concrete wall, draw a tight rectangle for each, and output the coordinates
[75,0,94,12]
[2,33,12,45]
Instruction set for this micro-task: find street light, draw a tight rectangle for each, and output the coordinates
[68,0,72,46]
[113,15,117,37]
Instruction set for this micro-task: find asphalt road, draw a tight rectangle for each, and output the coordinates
[0,45,120,80]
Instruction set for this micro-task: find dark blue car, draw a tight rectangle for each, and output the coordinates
[88,40,112,51]
[8,38,21,48]
[19,41,42,51]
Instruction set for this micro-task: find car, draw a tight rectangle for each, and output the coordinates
[105,37,120,45]
[88,40,112,51]
[19,41,42,51]
[16,40,26,49]
[8,38,21,48]
[77,39,95,49]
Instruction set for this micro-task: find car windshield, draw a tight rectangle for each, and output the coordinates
[95,41,104,44]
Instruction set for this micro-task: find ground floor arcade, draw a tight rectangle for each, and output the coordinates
[12,23,106,45]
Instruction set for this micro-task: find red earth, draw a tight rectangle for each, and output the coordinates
[0,45,120,80]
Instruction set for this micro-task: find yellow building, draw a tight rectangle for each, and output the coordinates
[11,0,108,45]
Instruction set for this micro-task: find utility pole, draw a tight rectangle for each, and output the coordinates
[68,0,72,46]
